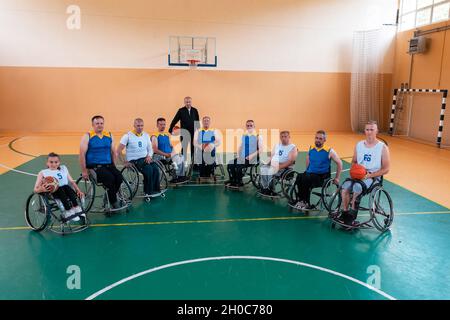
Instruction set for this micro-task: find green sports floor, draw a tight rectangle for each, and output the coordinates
[1,153,450,300]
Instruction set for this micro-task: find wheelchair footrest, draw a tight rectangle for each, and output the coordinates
[135,190,166,198]
[331,216,373,231]
[224,184,244,191]
[256,191,282,199]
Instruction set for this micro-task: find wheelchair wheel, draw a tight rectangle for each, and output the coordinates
[321,179,339,212]
[370,186,394,232]
[118,179,133,204]
[155,161,169,191]
[120,166,139,198]
[281,170,298,201]
[250,164,261,189]
[271,175,284,197]
[215,164,226,181]
[327,186,342,217]
[76,177,95,213]
[241,166,252,185]
[186,163,194,180]
[25,193,50,231]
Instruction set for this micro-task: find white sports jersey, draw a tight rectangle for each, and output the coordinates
[272,143,296,165]
[41,165,69,187]
[356,140,385,173]
[120,131,153,161]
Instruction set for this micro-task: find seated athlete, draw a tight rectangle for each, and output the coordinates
[339,120,391,225]
[291,130,342,210]
[226,120,263,187]
[116,118,161,197]
[80,115,123,209]
[193,116,221,178]
[34,152,85,222]
[260,131,298,196]
[151,117,188,184]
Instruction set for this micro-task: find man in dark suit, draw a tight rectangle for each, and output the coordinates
[169,96,200,159]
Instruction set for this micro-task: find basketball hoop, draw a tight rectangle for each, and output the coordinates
[187,59,199,69]
[183,49,202,69]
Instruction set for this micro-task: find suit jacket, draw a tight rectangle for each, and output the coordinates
[169,106,200,135]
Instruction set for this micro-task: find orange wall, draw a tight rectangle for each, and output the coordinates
[0,0,398,134]
[0,67,362,133]
[391,20,450,144]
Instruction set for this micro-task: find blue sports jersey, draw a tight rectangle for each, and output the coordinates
[153,132,172,154]
[86,131,112,166]
[306,145,331,174]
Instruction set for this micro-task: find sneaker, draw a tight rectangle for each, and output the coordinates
[179,176,189,183]
[150,191,162,197]
[73,206,83,214]
[67,208,80,222]
[73,206,83,221]
[61,209,69,220]
[347,208,358,224]
[293,201,306,210]
[112,201,121,209]
[79,214,87,225]
[169,177,179,184]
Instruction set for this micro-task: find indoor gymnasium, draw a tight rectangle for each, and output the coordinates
[1,0,450,301]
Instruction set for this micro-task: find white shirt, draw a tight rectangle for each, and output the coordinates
[41,165,69,187]
[120,131,153,161]
[272,143,296,165]
[356,140,385,173]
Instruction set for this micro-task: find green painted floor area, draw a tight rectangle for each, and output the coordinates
[0,154,449,300]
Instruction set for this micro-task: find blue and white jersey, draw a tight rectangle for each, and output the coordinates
[356,140,385,173]
[120,131,152,161]
[41,165,69,187]
[272,143,296,165]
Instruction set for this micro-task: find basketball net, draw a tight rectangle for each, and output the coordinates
[183,48,202,70]
[187,59,200,70]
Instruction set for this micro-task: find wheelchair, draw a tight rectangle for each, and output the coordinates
[186,159,226,184]
[25,191,89,235]
[252,165,296,199]
[326,177,394,232]
[286,171,340,212]
[224,155,260,191]
[119,160,169,202]
[75,170,133,214]
[156,156,190,187]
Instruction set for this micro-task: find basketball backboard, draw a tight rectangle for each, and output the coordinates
[168,36,217,67]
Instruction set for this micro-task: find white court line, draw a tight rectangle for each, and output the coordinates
[332,168,350,175]
[0,163,37,176]
[85,255,396,300]
[0,165,349,179]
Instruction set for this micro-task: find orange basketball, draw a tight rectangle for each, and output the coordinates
[172,125,180,136]
[42,176,59,193]
[350,163,367,180]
